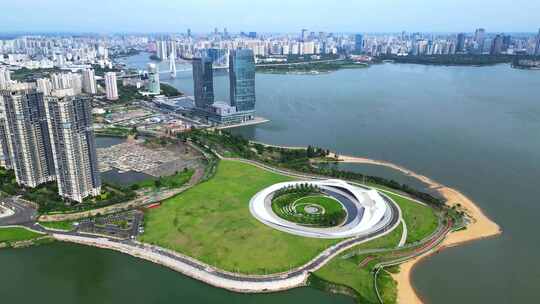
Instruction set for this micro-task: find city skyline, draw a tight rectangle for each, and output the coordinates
[2,0,539,34]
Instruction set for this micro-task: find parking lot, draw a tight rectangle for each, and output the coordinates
[97,140,201,177]
[78,210,144,240]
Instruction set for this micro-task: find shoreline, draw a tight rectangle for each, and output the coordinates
[6,140,501,302]
[334,154,501,304]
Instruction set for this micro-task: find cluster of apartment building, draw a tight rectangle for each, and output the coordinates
[0,86,101,203]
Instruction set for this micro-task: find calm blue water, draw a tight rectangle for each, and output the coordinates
[0,243,352,304]
[113,55,540,303]
[2,53,538,303]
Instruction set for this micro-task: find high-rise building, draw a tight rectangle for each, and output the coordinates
[502,35,511,51]
[0,89,55,187]
[49,72,81,95]
[156,40,168,61]
[192,57,214,109]
[355,34,364,52]
[45,94,101,202]
[0,99,11,169]
[0,68,11,90]
[147,63,160,94]
[105,72,118,101]
[301,29,308,42]
[82,68,97,94]
[491,34,504,55]
[229,49,256,113]
[36,78,52,96]
[535,29,540,55]
[71,73,83,95]
[456,33,466,53]
[474,28,486,52]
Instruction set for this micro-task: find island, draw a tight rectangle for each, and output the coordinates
[376,54,540,70]
[256,54,369,74]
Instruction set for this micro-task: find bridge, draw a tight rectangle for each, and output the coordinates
[119,65,228,79]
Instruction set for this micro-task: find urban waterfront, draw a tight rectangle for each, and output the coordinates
[1,55,539,303]
[156,58,539,303]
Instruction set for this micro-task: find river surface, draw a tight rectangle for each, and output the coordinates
[164,56,538,303]
[2,53,539,303]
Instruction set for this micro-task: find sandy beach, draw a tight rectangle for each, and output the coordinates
[334,154,502,304]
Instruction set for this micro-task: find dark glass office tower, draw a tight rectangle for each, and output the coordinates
[192,57,214,109]
[355,34,364,52]
[229,49,255,112]
[456,33,466,53]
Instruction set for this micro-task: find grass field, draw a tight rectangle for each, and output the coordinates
[314,192,439,303]
[0,227,43,243]
[314,225,403,304]
[39,220,76,231]
[293,195,342,214]
[140,158,439,283]
[382,191,439,244]
[140,160,338,274]
[272,193,346,227]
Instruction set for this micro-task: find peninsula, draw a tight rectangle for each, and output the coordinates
[0,129,500,304]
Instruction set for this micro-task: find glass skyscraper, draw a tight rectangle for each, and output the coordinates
[229,49,255,112]
[192,56,215,109]
[355,34,364,52]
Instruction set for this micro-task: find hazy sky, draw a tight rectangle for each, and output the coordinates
[2,0,539,33]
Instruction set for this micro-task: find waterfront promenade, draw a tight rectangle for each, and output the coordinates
[0,153,481,298]
[0,157,440,294]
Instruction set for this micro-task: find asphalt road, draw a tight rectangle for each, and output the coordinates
[0,197,37,226]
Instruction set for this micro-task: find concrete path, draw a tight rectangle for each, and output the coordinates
[398,219,408,247]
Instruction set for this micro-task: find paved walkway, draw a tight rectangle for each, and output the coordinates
[0,197,37,226]
[398,219,408,247]
[0,156,449,294]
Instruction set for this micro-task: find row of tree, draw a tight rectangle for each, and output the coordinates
[185,129,444,207]
[273,183,321,198]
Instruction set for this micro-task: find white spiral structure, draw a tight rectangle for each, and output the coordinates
[249,179,399,239]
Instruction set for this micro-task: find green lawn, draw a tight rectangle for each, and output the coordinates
[294,195,343,214]
[0,227,43,243]
[314,225,402,304]
[140,158,439,287]
[314,192,439,304]
[39,220,76,231]
[382,191,439,244]
[273,193,346,227]
[140,160,338,274]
